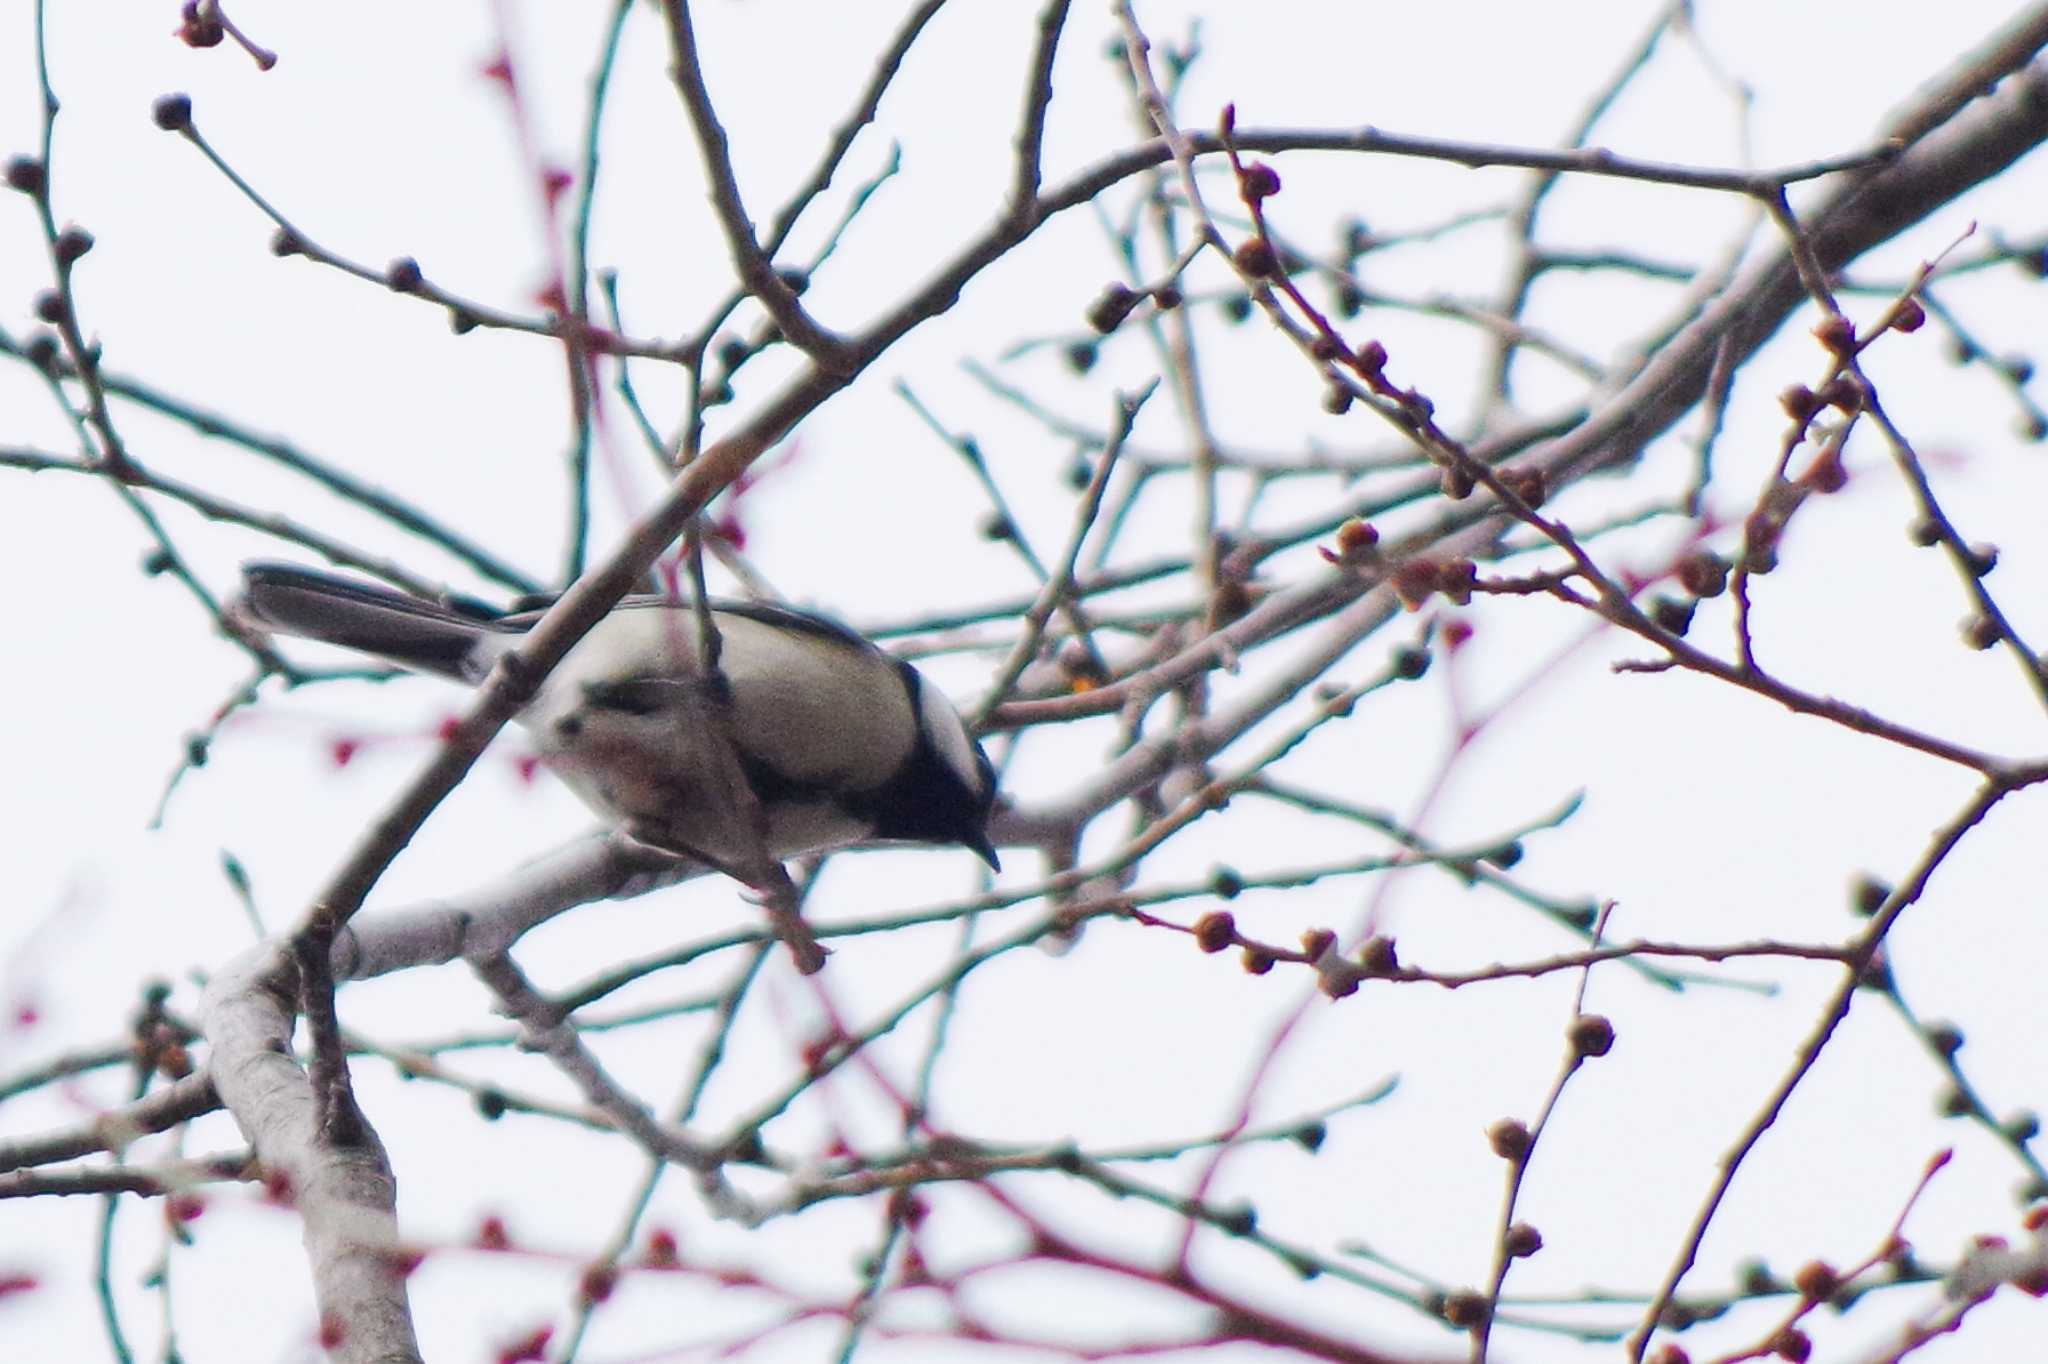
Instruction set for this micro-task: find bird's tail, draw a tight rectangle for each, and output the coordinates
[236,562,501,681]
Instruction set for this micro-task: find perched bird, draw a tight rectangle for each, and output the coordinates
[234,562,999,870]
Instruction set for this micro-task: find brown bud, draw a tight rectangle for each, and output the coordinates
[1335,280,1366,317]
[1799,445,1847,493]
[32,290,67,324]
[1792,1259,1839,1301]
[1241,946,1275,975]
[1064,340,1098,374]
[1771,1325,1812,1362]
[1192,911,1236,954]
[1441,1290,1489,1328]
[1965,542,1999,576]
[4,156,45,195]
[1647,1348,1691,1364]
[1504,466,1547,507]
[1440,464,1475,500]
[1086,282,1141,334]
[1486,1118,1532,1162]
[1811,313,1854,353]
[1891,297,1926,332]
[1392,558,1439,610]
[1569,1013,1615,1059]
[1335,518,1378,555]
[24,331,60,374]
[1356,934,1400,977]
[152,93,194,132]
[1240,161,1281,202]
[1675,549,1729,598]
[1780,383,1820,422]
[1962,615,2000,651]
[1299,928,1336,959]
[1923,1021,1963,1058]
[1437,558,1477,606]
[1309,332,1340,362]
[1504,1222,1543,1258]
[1908,518,1941,548]
[1151,283,1182,311]
[1233,238,1279,279]
[1817,375,1863,413]
[385,257,425,293]
[1650,595,1695,637]
[1391,645,1430,680]
[54,226,94,265]
[1850,875,1890,917]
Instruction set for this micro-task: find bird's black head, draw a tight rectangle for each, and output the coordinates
[860,664,1000,868]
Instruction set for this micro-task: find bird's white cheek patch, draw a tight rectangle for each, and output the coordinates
[916,675,981,790]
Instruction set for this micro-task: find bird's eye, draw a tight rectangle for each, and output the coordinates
[581,678,679,715]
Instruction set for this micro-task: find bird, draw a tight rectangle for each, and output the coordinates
[233,561,999,872]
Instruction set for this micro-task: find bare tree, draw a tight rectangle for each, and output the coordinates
[5,3,2048,1363]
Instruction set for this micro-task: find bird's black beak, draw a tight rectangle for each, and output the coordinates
[966,832,1000,871]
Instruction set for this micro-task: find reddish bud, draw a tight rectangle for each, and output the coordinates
[1780,384,1820,422]
[1771,1326,1812,1362]
[475,1216,511,1251]
[1192,911,1236,953]
[1792,1259,1839,1301]
[1240,161,1281,202]
[329,738,359,768]
[495,1326,553,1364]
[643,1228,681,1268]
[1241,946,1275,975]
[577,1263,617,1306]
[1891,297,1926,332]
[1442,1290,1489,1328]
[385,257,424,293]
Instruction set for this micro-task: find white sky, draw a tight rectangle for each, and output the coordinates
[4,3,2047,1363]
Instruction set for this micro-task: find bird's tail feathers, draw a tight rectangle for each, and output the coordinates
[236,562,500,680]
